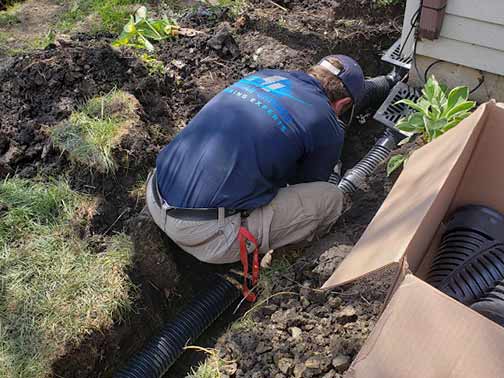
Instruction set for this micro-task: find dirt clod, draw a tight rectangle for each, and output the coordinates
[332,355,351,373]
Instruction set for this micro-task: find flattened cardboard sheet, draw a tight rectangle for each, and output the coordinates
[322,103,490,289]
[347,275,504,378]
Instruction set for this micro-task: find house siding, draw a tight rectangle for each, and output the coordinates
[404,0,504,76]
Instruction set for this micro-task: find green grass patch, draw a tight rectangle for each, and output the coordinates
[50,89,140,173]
[184,347,235,378]
[0,2,21,27]
[57,0,149,34]
[258,255,291,298]
[0,177,135,378]
[204,0,247,16]
[186,360,221,378]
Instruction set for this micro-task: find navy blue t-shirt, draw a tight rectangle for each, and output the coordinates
[156,70,345,209]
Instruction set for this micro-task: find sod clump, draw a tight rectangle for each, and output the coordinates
[0,177,136,378]
[50,89,140,173]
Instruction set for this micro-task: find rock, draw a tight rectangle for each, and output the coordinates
[301,296,311,308]
[238,333,258,352]
[221,361,237,375]
[332,354,351,373]
[322,372,336,378]
[327,296,343,310]
[293,363,306,378]
[300,285,327,305]
[255,341,272,354]
[312,245,353,280]
[314,334,327,346]
[271,308,298,329]
[292,342,307,355]
[329,335,342,355]
[304,355,331,374]
[207,22,240,58]
[277,357,294,374]
[261,304,278,316]
[289,326,302,339]
[336,306,358,324]
[303,323,315,331]
[311,306,329,317]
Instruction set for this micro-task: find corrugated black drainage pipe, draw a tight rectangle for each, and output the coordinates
[115,275,241,378]
[338,130,401,194]
[427,205,504,305]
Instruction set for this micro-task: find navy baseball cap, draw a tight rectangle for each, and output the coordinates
[317,55,365,107]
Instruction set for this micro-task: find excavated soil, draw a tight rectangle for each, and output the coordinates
[0,0,404,377]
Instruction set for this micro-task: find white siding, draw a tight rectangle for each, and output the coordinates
[416,39,504,76]
[410,0,504,76]
[446,0,504,25]
[441,14,504,51]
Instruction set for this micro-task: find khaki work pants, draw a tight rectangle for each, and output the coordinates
[146,173,344,264]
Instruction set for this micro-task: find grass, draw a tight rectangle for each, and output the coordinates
[0,3,21,27]
[203,0,247,16]
[184,346,235,378]
[50,89,140,173]
[186,360,221,378]
[0,177,135,378]
[57,0,149,34]
[257,255,291,298]
[0,30,8,44]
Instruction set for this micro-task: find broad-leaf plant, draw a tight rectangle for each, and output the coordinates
[387,76,476,175]
[112,6,179,52]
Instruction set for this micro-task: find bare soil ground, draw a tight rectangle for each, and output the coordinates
[0,0,404,377]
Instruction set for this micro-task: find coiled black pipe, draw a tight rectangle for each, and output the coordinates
[115,276,240,378]
[338,131,400,194]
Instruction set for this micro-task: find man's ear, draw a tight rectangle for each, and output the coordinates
[331,97,353,116]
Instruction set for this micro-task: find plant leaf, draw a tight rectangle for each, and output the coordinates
[446,101,476,119]
[396,120,418,133]
[396,99,427,114]
[387,154,406,176]
[430,119,448,131]
[447,86,469,110]
[422,77,436,102]
[135,6,147,21]
[444,114,470,131]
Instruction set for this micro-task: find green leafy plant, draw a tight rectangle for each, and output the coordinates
[112,6,179,52]
[387,76,476,176]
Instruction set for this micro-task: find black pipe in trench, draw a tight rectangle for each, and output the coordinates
[115,276,240,378]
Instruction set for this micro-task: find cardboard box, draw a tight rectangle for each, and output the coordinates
[323,101,504,378]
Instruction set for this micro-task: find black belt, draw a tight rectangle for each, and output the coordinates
[151,172,248,221]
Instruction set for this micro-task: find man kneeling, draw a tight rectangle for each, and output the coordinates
[145,55,365,296]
